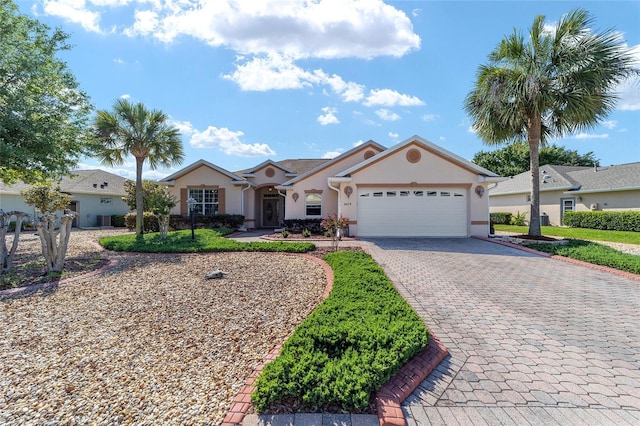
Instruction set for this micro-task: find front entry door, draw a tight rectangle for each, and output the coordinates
[262,199,280,227]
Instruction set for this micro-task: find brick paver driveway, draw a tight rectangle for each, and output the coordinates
[366,238,640,425]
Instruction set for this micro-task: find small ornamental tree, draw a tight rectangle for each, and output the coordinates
[21,185,76,273]
[321,212,349,252]
[148,186,178,239]
[1,210,30,273]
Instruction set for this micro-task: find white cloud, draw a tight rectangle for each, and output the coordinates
[120,93,131,99]
[42,0,102,33]
[573,133,609,139]
[421,113,439,122]
[375,109,400,121]
[363,89,424,107]
[353,140,365,147]
[601,120,618,129]
[388,132,399,139]
[190,126,276,157]
[317,107,340,125]
[119,0,420,60]
[439,136,446,141]
[113,57,125,64]
[172,120,195,136]
[617,44,640,111]
[223,54,319,91]
[467,125,477,134]
[322,149,343,159]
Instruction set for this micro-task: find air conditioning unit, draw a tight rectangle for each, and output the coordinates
[590,203,599,211]
[97,215,111,226]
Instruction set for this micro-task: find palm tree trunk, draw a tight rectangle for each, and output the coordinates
[136,157,144,239]
[528,116,542,237]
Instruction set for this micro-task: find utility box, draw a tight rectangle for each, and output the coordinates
[97,215,111,227]
[540,214,550,226]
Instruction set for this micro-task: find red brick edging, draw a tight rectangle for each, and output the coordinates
[475,236,640,282]
[222,253,450,426]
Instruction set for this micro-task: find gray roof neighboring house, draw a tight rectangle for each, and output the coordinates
[489,162,640,196]
[0,169,127,196]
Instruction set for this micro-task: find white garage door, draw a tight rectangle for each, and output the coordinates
[357,188,468,237]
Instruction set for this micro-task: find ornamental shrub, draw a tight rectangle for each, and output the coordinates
[490,212,513,225]
[564,211,640,232]
[252,251,429,412]
[124,212,158,232]
[111,214,126,227]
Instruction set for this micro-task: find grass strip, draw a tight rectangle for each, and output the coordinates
[493,225,640,244]
[98,229,315,253]
[252,250,429,412]
[528,239,640,275]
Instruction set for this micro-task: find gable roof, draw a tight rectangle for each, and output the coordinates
[0,169,127,196]
[335,135,500,179]
[489,162,640,196]
[159,159,245,184]
[278,140,386,187]
[237,159,298,176]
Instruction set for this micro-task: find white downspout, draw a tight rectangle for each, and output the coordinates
[239,182,251,231]
[328,179,342,237]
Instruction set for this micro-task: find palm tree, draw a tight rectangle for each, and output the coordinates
[465,9,637,236]
[93,99,184,238]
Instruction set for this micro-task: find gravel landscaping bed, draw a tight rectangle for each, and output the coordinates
[1,230,327,425]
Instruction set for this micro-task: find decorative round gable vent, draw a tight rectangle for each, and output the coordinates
[364,150,375,160]
[406,148,421,163]
[265,167,275,177]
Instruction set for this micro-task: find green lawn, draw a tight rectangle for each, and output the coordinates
[494,225,640,244]
[99,229,315,253]
[527,240,640,275]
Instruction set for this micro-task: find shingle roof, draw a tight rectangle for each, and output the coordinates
[233,159,329,177]
[489,162,640,195]
[0,169,127,196]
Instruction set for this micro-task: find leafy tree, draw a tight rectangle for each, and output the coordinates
[148,186,178,240]
[465,9,637,236]
[122,179,165,211]
[0,0,93,185]
[472,141,600,177]
[92,99,184,239]
[22,185,76,273]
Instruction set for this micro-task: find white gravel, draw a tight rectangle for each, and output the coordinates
[1,229,327,425]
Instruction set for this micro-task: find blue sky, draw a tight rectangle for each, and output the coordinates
[20,0,640,180]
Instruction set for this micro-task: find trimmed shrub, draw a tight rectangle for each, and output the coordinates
[169,214,245,230]
[124,212,159,232]
[283,219,323,234]
[563,211,640,232]
[490,212,512,225]
[252,251,429,412]
[111,214,126,227]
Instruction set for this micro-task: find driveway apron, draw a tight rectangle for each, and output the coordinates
[365,238,640,425]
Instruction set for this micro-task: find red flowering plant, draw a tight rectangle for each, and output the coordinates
[321,212,349,252]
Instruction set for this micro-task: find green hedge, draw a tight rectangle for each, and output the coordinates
[252,251,429,412]
[124,213,246,232]
[490,212,513,225]
[563,211,640,232]
[124,212,159,232]
[111,214,126,227]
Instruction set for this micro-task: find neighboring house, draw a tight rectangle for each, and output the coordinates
[489,162,640,226]
[0,169,129,228]
[159,135,501,237]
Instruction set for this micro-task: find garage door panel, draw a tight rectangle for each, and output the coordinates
[357,188,467,237]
